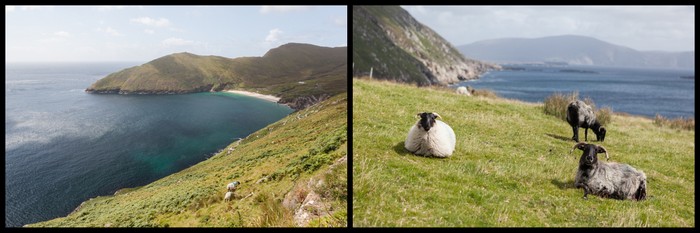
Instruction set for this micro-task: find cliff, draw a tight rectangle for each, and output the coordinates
[352,5,499,86]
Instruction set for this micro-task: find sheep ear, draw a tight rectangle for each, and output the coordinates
[432,112,441,119]
[570,142,587,155]
[597,145,610,160]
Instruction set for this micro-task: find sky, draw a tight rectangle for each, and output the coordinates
[5,5,347,62]
[402,5,694,52]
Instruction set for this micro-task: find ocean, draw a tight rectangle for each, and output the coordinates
[5,62,293,227]
[453,65,695,119]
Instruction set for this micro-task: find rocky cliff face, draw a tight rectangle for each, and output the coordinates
[353,6,499,86]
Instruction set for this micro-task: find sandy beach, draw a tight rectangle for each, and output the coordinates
[224,90,281,103]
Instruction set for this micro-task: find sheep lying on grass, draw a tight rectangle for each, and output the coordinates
[566,100,606,142]
[405,112,456,158]
[571,142,647,201]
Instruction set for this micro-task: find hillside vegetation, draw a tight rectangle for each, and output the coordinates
[352,78,694,227]
[86,43,347,110]
[353,6,499,85]
[28,93,348,227]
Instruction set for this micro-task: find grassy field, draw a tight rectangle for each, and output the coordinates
[28,93,348,227]
[352,78,694,227]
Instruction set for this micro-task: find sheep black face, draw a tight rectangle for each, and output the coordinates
[571,142,609,163]
[596,127,606,142]
[417,112,441,131]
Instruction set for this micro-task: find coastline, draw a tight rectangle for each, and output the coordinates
[224,90,281,103]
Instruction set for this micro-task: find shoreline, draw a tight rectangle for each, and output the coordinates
[223,90,281,103]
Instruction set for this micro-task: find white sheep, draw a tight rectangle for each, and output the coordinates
[456,86,471,96]
[227,181,240,192]
[224,191,233,201]
[404,112,456,158]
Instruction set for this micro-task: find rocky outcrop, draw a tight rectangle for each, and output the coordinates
[281,94,331,111]
[353,6,500,86]
[282,156,346,227]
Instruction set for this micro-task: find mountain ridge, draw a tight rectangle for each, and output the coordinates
[86,43,347,110]
[458,35,694,69]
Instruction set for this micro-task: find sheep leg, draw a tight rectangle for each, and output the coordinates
[584,128,588,142]
[581,186,590,200]
[572,126,579,142]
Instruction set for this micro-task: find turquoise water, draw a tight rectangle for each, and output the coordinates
[5,63,293,227]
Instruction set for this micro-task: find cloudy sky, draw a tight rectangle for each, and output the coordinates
[5,6,347,62]
[402,5,694,52]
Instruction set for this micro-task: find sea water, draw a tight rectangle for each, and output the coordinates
[454,65,695,119]
[5,62,293,227]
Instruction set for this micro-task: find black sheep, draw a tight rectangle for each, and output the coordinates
[566,100,606,142]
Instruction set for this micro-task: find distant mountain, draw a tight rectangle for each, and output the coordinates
[353,5,499,86]
[458,35,694,69]
[86,43,347,110]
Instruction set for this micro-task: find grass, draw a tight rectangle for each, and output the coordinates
[352,78,694,227]
[27,93,348,227]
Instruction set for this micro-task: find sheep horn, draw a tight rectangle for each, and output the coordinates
[415,113,421,119]
[597,145,610,160]
[432,112,441,119]
[570,142,587,155]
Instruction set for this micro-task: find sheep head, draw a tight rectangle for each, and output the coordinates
[416,112,440,131]
[571,142,610,166]
[592,122,606,142]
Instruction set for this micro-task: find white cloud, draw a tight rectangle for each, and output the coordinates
[96,6,125,11]
[333,16,347,27]
[162,37,194,47]
[97,27,123,36]
[131,17,171,27]
[260,6,310,14]
[54,31,70,37]
[144,29,155,34]
[265,28,283,42]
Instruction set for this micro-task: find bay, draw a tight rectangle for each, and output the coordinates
[5,62,293,227]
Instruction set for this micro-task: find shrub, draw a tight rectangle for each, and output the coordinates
[472,89,499,99]
[596,107,613,126]
[543,91,578,121]
[654,114,695,131]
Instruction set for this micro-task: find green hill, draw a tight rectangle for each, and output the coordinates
[352,6,499,85]
[28,93,348,227]
[352,78,694,227]
[86,43,347,110]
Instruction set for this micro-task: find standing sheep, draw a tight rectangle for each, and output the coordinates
[571,142,647,201]
[227,181,240,192]
[404,112,456,158]
[566,100,606,142]
[224,191,233,201]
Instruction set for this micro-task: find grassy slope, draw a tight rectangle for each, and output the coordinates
[87,43,347,103]
[352,79,694,227]
[29,93,348,227]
